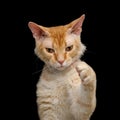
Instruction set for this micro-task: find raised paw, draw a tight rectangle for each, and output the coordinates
[76,62,96,85]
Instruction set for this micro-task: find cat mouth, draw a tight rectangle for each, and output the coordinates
[56,60,76,70]
[57,62,73,69]
[56,63,72,70]
[57,66,64,68]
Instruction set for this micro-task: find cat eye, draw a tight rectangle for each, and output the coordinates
[65,45,73,52]
[46,48,55,53]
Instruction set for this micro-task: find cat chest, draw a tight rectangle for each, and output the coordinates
[37,82,73,117]
[37,67,81,106]
[38,82,69,105]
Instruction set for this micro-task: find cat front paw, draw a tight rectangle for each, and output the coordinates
[76,62,96,85]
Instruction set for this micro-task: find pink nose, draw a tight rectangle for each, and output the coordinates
[58,60,64,65]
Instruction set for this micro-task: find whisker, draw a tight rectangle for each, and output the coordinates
[32,65,48,76]
[32,55,41,65]
[85,50,96,55]
[32,70,42,75]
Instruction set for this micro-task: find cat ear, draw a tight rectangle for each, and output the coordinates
[69,14,85,35]
[28,22,48,40]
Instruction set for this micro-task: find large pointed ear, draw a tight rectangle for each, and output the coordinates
[69,14,85,35]
[28,22,48,40]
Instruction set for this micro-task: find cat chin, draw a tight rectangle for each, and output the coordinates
[55,64,72,71]
[55,66,66,71]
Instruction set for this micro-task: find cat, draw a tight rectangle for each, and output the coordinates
[29,14,96,120]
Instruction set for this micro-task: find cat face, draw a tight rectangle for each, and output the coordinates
[29,14,86,70]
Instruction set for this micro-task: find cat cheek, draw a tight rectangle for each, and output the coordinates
[66,55,73,62]
[49,58,57,65]
[69,51,79,59]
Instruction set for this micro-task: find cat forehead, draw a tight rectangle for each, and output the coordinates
[49,27,77,43]
[42,34,77,48]
[42,26,78,47]
[47,26,67,39]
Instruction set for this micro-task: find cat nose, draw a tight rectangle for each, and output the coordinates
[58,60,64,65]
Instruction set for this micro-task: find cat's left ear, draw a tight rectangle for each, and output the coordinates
[69,14,85,35]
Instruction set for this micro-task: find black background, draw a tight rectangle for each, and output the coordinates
[3,1,119,120]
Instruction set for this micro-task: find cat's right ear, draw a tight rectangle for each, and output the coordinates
[28,22,48,40]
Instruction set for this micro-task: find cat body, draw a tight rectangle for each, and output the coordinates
[29,14,96,120]
[37,60,96,120]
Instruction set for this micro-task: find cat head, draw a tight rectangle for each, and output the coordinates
[29,14,86,70]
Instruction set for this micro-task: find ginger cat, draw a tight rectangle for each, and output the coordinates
[29,14,96,120]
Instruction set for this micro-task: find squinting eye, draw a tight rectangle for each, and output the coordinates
[65,45,73,52]
[45,48,55,53]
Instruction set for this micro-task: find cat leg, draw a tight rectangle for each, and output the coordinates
[37,105,59,120]
[76,61,96,104]
[76,61,96,119]
[37,96,60,120]
[68,61,96,120]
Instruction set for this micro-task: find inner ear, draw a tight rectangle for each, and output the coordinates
[69,14,85,35]
[28,22,48,40]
